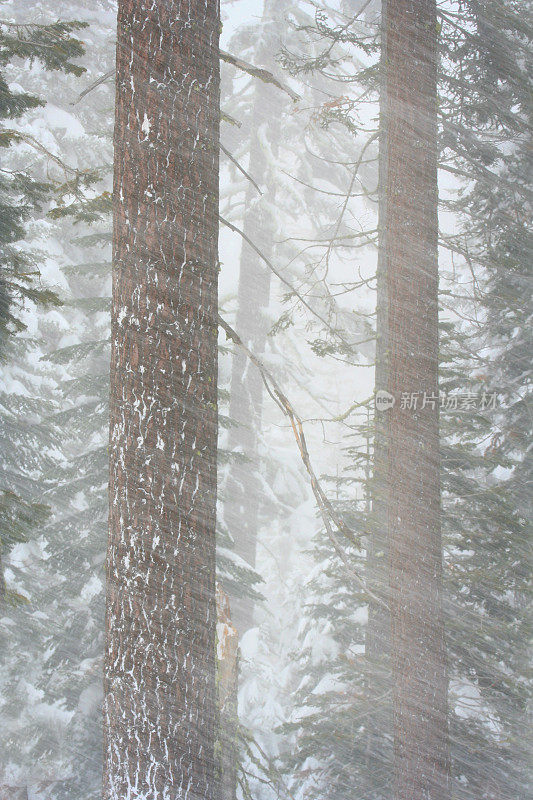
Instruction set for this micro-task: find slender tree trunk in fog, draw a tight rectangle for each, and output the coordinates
[225,0,282,637]
[364,0,392,790]
[384,2,449,799]
[104,2,220,798]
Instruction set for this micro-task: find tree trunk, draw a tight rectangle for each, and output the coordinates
[104,2,220,798]
[384,2,449,799]
[364,2,393,793]
[225,0,282,637]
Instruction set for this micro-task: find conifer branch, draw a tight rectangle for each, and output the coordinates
[0,128,85,179]
[239,727,298,800]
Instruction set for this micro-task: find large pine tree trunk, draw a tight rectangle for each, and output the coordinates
[225,0,282,637]
[384,2,449,799]
[104,2,220,798]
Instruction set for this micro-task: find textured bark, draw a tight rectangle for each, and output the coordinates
[104,2,220,799]
[384,2,449,799]
[225,0,283,637]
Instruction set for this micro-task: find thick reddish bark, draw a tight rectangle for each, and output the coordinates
[384,2,449,799]
[104,2,220,798]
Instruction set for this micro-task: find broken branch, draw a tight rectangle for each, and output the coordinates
[219,49,301,102]
[218,313,387,609]
[220,142,262,194]
[71,51,300,107]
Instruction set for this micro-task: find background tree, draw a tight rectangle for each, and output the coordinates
[223,0,284,637]
[0,8,97,799]
[0,11,87,604]
[280,2,531,799]
[384,2,449,797]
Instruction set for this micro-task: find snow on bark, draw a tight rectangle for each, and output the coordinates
[104,2,220,798]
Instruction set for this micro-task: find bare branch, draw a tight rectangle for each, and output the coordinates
[220,49,301,102]
[220,143,262,195]
[221,110,242,128]
[218,313,388,609]
[219,215,354,350]
[322,131,378,279]
[70,68,114,105]
[71,50,301,107]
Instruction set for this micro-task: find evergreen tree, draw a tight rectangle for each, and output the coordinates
[0,9,87,603]
[104,1,220,796]
[278,3,531,799]
[1,2,529,798]
[0,8,104,799]
[439,5,532,795]
[383,2,448,797]
[219,5,382,796]
[11,5,116,796]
